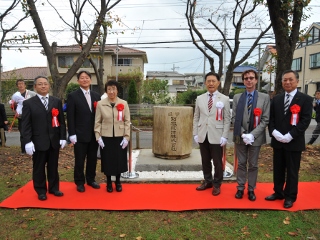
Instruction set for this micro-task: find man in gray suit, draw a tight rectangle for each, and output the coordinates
[193,72,231,196]
[232,69,270,201]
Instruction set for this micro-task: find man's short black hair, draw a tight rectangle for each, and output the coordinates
[16,79,25,86]
[205,72,220,81]
[77,70,91,79]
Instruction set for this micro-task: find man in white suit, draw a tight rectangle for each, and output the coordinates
[193,72,231,196]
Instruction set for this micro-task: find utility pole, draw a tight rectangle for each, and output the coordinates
[171,64,179,72]
[222,14,227,88]
[116,39,119,81]
[203,47,207,86]
[257,44,261,91]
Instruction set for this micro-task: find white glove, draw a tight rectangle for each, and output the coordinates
[193,135,199,144]
[272,130,284,142]
[69,135,77,144]
[60,140,67,149]
[25,141,35,156]
[98,137,105,149]
[120,138,128,149]
[281,133,293,143]
[241,133,254,145]
[220,137,227,147]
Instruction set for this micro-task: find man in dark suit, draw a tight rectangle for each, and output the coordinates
[265,70,313,208]
[0,103,8,146]
[22,76,66,201]
[307,89,320,145]
[67,70,101,192]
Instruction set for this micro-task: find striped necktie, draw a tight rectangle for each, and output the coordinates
[247,93,252,114]
[284,94,290,113]
[42,97,48,110]
[208,94,213,112]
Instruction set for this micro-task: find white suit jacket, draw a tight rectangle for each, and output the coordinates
[193,91,231,144]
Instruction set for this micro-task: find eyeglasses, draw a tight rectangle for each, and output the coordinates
[244,77,255,81]
[36,83,49,86]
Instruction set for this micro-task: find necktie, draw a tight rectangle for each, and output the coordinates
[85,91,91,111]
[208,94,213,112]
[247,93,252,114]
[42,97,48,110]
[284,93,290,113]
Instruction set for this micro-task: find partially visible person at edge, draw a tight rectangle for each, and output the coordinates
[10,79,36,154]
[21,76,66,201]
[67,70,101,193]
[307,89,320,145]
[193,72,231,196]
[0,102,8,146]
[94,80,130,193]
[232,69,270,201]
[265,70,313,209]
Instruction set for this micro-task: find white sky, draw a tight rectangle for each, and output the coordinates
[1,0,320,75]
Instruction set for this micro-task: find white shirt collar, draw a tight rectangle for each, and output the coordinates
[285,89,297,97]
[80,87,90,94]
[37,94,49,99]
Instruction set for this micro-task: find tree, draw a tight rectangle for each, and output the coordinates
[26,0,122,99]
[264,0,310,94]
[141,79,169,104]
[127,80,138,104]
[185,0,272,95]
[0,0,36,101]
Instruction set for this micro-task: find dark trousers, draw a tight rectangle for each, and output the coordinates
[18,118,25,153]
[73,138,98,186]
[32,146,60,195]
[273,148,301,202]
[199,136,223,188]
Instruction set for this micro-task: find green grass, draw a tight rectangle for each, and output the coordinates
[0,146,319,239]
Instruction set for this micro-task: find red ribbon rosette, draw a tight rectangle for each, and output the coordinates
[52,108,60,127]
[253,108,262,128]
[116,103,125,121]
[93,101,98,112]
[290,104,300,125]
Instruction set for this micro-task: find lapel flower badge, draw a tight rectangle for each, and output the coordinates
[93,101,98,112]
[253,108,262,128]
[290,104,300,125]
[215,101,224,121]
[116,103,125,121]
[52,108,60,127]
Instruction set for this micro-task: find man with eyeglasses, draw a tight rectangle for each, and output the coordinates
[266,70,312,208]
[67,70,101,193]
[232,69,270,201]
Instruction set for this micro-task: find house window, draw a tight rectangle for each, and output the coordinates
[115,58,132,66]
[58,56,74,68]
[172,80,184,85]
[82,58,98,68]
[291,58,302,71]
[310,53,320,68]
[233,76,242,83]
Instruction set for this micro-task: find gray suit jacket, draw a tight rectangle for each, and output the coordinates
[232,92,270,146]
[193,91,231,144]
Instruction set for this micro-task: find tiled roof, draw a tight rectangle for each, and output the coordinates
[1,67,47,81]
[233,66,258,73]
[53,44,146,55]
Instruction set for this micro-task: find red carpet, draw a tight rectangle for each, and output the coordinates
[1,181,319,212]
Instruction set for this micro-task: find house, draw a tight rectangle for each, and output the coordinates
[259,22,320,96]
[47,44,148,97]
[146,71,189,99]
[1,66,47,89]
[293,22,320,95]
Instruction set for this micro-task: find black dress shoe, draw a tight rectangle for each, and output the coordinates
[212,187,221,196]
[284,200,294,208]
[196,182,213,191]
[77,185,85,193]
[265,193,284,201]
[88,182,100,189]
[49,191,64,197]
[116,183,122,192]
[106,183,113,193]
[235,190,244,199]
[38,194,47,201]
[248,191,256,201]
